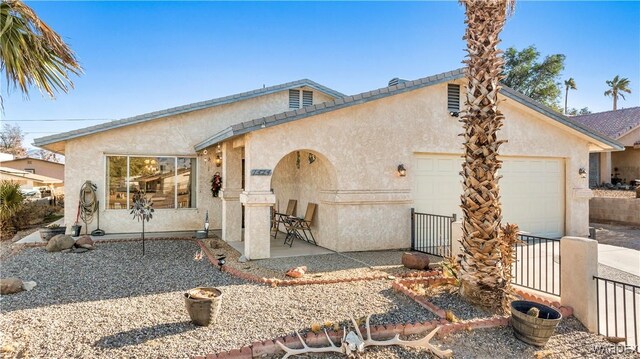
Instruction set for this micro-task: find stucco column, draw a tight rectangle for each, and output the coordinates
[566,151,593,237]
[560,236,598,332]
[240,191,275,259]
[221,143,243,242]
[599,152,612,185]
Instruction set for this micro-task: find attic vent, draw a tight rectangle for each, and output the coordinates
[447,84,460,112]
[289,90,300,109]
[302,90,313,107]
[388,78,408,87]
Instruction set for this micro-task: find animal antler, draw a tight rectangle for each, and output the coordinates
[277,315,453,358]
[351,315,453,359]
[276,328,345,359]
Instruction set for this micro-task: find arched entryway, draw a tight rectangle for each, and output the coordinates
[270,149,337,249]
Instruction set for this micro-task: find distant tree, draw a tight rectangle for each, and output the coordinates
[33,149,61,162]
[566,107,592,116]
[604,75,631,110]
[564,78,577,114]
[0,0,82,104]
[502,45,565,111]
[0,123,26,157]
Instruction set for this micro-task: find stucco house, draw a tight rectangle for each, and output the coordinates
[34,69,622,259]
[573,107,640,187]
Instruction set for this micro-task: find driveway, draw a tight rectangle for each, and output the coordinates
[592,222,640,251]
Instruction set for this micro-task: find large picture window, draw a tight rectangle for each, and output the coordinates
[106,155,197,209]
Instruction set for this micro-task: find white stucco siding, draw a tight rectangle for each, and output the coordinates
[244,82,594,252]
[62,90,294,234]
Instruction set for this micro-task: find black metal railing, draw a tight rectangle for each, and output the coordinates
[512,234,561,296]
[594,276,639,352]
[410,209,456,257]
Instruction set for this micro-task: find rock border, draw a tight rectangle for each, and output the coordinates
[195,240,441,287]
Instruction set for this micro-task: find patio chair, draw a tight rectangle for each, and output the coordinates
[283,203,317,247]
[271,199,297,238]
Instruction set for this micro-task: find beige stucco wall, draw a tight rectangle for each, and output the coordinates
[590,197,640,225]
[612,147,640,182]
[1,158,64,181]
[617,125,640,147]
[61,87,331,234]
[243,81,595,252]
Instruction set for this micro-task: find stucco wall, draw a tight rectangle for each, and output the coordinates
[617,126,640,147]
[62,88,331,234]
[612,147,640,182]
[243,81,595,252]
[1,159,64,181]
[590,197,640,225]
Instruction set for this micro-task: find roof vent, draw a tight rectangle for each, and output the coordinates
[388,78,408,87]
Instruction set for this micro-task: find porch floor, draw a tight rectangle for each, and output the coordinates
[226,231,333,258]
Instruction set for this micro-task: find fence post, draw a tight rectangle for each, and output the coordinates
[560,236,599,332]
[410,208,415,250]
[451,220,463,261]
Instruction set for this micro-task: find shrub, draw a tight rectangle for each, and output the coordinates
[0,181,24,223]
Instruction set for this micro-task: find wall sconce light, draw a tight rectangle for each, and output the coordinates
[397,164,407,177]
[449,111,459,117]
[579,168,587,178]
[308,153,316,164]
[215,155,222,167]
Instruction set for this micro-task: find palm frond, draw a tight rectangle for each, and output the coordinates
[0,0,82,98]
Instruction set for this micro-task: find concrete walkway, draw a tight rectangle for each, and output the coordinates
[598,243,640,277]
[16,218,65,244]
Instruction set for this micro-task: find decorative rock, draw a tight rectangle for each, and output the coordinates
[238,255,248,263]
[73,247,89,253]
[46,234,75,252]
[0,278,23,295]
[75,235,95,249]
[286,266,307,278]
[401,252,431,270]
[22,281,37,291]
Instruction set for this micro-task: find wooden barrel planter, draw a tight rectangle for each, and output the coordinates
[39,226,66,241]
[511,300,562,347]
[184,287,222,326]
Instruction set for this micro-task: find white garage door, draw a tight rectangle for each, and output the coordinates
[413,154,564,238]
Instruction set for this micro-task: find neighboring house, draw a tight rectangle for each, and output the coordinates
[34,69,622,259]
[573,107,640,187]
[0,166,63,191]
[1,157,65,182]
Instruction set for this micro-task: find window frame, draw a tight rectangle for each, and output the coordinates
[104,154,198,210]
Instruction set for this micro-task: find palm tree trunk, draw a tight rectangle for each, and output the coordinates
[459,0,510,309]
[564,86,569,114]
[613,89,618,110]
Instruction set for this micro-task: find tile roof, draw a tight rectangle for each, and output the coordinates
[33,79,345,147]
[195,69,623,151]
[572,107,640,139]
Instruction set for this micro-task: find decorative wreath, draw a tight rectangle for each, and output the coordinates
[211,172,222,197]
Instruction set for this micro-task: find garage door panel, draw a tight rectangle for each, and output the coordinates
[414,154,564,238]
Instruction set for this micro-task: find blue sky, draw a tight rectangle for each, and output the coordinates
[2,1,639,149]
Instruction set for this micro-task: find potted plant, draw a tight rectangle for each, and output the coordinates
[184,287,222,326]
[39,223,66,241]
[511,300,562,347]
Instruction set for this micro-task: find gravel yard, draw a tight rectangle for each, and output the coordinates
[269,317,637,358]
[428,292,491,320]
[204,237,441,281]
[0,240,438,358]
[592,222,640,251]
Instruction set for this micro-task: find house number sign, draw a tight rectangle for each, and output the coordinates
[250,169,272,176]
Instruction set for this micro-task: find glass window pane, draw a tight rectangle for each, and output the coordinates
[106,156,127,209]
[129,156,175,209]
[177,158,197,208]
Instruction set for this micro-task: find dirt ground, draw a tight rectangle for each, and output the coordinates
[592,222,640,251]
